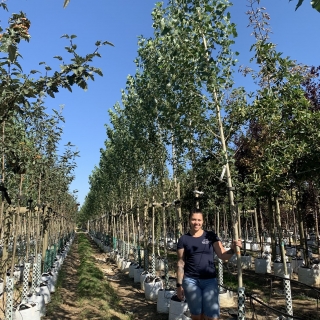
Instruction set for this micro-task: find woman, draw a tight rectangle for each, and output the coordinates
[176,211,241,320]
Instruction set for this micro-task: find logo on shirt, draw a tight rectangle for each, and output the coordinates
[202,239,210,244]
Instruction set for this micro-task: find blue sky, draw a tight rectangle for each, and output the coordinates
[2,0,319,206]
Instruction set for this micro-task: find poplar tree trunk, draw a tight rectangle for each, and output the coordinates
[267,194,276,261]
[275,198,288,274]
[254,208,260,244]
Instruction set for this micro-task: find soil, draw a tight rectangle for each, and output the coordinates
[43,233,320,320]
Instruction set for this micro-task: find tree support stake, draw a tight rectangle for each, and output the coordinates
[22,262,30,302]
[5,276,14,320]
[237,286,245,320]
[218,258,224,293]
[283,274,293,318]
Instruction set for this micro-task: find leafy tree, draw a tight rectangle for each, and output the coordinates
[289,0,320,12]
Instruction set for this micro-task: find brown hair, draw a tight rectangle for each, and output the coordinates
[188,210,203,220]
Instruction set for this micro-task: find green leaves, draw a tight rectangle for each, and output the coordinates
[8,44,16,62]
[63,0,70,8]
[0,8,115,217]
[103,40,115,47]
[311,0,320,11]
[289,0,320,12]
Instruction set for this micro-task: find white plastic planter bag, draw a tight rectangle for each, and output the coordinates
[291,257,304,273]
[129,263,138,279]
[28,293,46,317]
[0,278,3,295]
[219,289,234,308]
[13,303,40,320]
[140,271,151,291]
[168,295,188,320]
[37,282,51,304]
[156,257,165,271]
[286,247,296,256]
[255,257,271,274]
[134,267,144,283]
[250,243,260,252]
[240,255,252,269]
[121,259,131,273]
[273,262,292,278]
[298,266,320,286]
[144,276,163,301]
[157,288,175,313]
[41,272,56,293]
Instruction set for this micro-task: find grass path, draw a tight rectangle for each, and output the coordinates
[44,233,130,320]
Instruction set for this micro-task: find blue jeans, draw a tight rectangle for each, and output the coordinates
[182,277,219,318]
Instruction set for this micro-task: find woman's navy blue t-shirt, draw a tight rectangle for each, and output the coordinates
[177,230,220,279]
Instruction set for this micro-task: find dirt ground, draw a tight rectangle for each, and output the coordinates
[43,234,319,320]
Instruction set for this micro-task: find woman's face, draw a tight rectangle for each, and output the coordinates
[189,213,203,232]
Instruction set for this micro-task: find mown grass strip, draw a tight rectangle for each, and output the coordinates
[77,233,130,320]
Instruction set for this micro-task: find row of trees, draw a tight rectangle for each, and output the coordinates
[81,0,320,264]
[0,2,113,283]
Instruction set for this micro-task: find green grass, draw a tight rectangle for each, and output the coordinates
[46,234,130,320]
[76,234,126,316]
[222,269,262,293]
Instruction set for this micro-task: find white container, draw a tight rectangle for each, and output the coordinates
[121,260,131,273]
[307,240,316,246]
[129,263,138,279]
[228,254,237,266]
[243,242,251,250]
[263,244,271,253]
[14,303,40,320]
[156,258,165,271]
[255,257,271,274]
[181,312,192,320]
[109,251,116,261]
[28,293,46,317]
[42,272,56,293]
[0,278,3,295]
[219,289,234,308]
[134,267,144,283]
[291,258,304,273]
[144,276,163,301]
[157,288,175,313]
[139,249,145,259]
[310,233,316,241]
[168,296,188,320]
[301,248,313,259]
[140,271,151,291]
[13,266,22,284]
[240,255,252,269]
[273,262,292,278]
[298,267,320,286]
[37,283,51,304]
[286,247,296,256]
[117,257,124,269]
[250,243,260,252]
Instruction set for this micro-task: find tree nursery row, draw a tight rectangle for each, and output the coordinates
[80,1,320,319]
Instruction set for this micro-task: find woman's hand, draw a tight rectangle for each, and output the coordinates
[231,239,242,252]
[177,286,185,301]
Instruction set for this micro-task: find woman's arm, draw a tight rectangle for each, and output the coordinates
[213,239,242,261]
[176,248,185,300]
